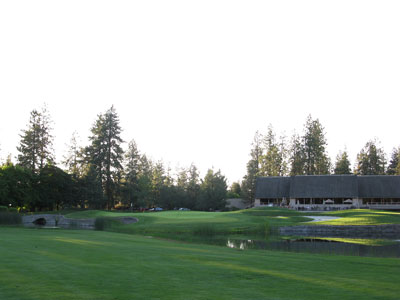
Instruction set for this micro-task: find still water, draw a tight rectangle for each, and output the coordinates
[225,237,400,258]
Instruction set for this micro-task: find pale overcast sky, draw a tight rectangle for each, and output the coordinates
[0,1,399,183]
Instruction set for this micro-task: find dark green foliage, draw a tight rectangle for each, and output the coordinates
[86,106,124,210]
[0,206,8,212]
[63,131,85,178]
[192,224,217,237]
[0,163,37,210]
[37,165,75,211]
[196,169,227,211]
[334,150,352,174]
[260,125,286,176]
[230,182,241,195]
[173,164,200,209]
[0,212,21,225]
[302,115,330,175]
[387,147,400,175]
[0,162,83,212]
[355,140,386,175]
[242,131,263,205]
[121,140,141,208]
[227,182,242,198]
[17,106,54,174]
[289,133,305,175]
[94,217,115,231]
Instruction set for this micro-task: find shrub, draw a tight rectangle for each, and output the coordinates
[192,224,217,237]
[0,206,8,212]
[0,212,22,225]
[8,207,18,213]
[94,217,115,231]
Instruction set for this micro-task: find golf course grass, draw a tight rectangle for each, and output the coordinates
[1,226,400,300]
[64,208,312,240]
[313,209,400,225]
[63,208,400,239]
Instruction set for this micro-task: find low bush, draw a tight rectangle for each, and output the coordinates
[192,224,217,237]
[94,217,115,231]
[8,207,18,213]
[0,212,22,225]
[0,206,8,212]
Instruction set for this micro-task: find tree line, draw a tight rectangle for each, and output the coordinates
[0,106,227,212]
[1,109,399,211]
[240,115,400,204]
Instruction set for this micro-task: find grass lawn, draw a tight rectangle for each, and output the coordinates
[64,208,310,239]
[1,227,400,300]
[314,209,400,225]
[61,208,400,241]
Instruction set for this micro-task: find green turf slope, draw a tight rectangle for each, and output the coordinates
[1,227,399,300]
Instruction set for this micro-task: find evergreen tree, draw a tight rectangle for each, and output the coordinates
[355,140,386,175]
[241,131,263,205]
[0,163,36,209]
[259,125,284,176]
[334,150,352,174]
[289,133,305,175]
[83,164,105,209]
[63,131,84,178]
[186,164,201,209]
[122,140,141,207]
[17,106,54,174]
[387,147,400,175]
[151,161,166,207]
[227,182,241,198]
[38,165,74,211]
[86,106,124,209]
[302,115,330,175]
[197,169,227,211]
[136,154,153,209]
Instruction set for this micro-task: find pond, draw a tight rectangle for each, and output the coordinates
[225,237,400,258]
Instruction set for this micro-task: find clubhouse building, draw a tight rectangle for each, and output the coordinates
[255,175,400,210]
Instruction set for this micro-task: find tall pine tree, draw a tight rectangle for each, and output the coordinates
[122,139,141,207]
[63,131,85,178]
[17,106,54,174]
[259,125,285,176]
[355,140,386,175]
[302,115,330,175]
[86,106,124,209]
[334,150,352,174]
[242,131,263,205]
[289,133,305,175]
[387,147,400,175]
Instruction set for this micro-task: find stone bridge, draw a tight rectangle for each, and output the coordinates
[22,214,95,229]
[22,214,138,229]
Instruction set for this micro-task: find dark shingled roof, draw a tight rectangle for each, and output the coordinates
[289,175,358,199]
[255,177,290,199]
[358,176,400,198]
[255,175,400,199]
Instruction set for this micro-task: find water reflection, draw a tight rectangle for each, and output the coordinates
[226,238,400,258]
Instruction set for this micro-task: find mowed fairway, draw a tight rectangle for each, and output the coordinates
[1,227,400,300]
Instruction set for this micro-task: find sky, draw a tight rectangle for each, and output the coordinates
[0,1,399,184]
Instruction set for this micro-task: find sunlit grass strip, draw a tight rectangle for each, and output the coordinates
[314,237,395,246]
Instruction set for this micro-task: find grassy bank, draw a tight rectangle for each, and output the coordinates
[314,209,400,225]
[1,227,399,300]
[65,208,309,240]
[62,208,400,239]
